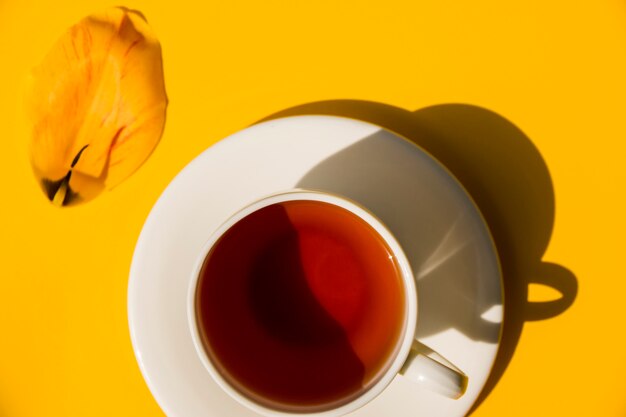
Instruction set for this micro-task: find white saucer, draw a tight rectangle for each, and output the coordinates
[128,115,503,417]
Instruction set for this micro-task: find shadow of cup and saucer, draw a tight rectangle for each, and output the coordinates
[258,101,578,414]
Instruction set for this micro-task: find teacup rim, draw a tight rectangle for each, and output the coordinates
[186,188,418,417]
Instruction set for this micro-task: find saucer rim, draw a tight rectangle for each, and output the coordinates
[127,114,504,417]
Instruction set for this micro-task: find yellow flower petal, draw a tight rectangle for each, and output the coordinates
[27,7,167,206]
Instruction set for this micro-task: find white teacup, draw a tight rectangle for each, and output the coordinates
[188,189,467,417]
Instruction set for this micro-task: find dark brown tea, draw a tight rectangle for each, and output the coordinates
[195,200,406,412]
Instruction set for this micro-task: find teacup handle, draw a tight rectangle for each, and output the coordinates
[399,340,468,399]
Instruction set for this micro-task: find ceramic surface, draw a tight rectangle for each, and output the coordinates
[128,115,503,417]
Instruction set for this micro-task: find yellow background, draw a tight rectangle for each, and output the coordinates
[1,0,625,416]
